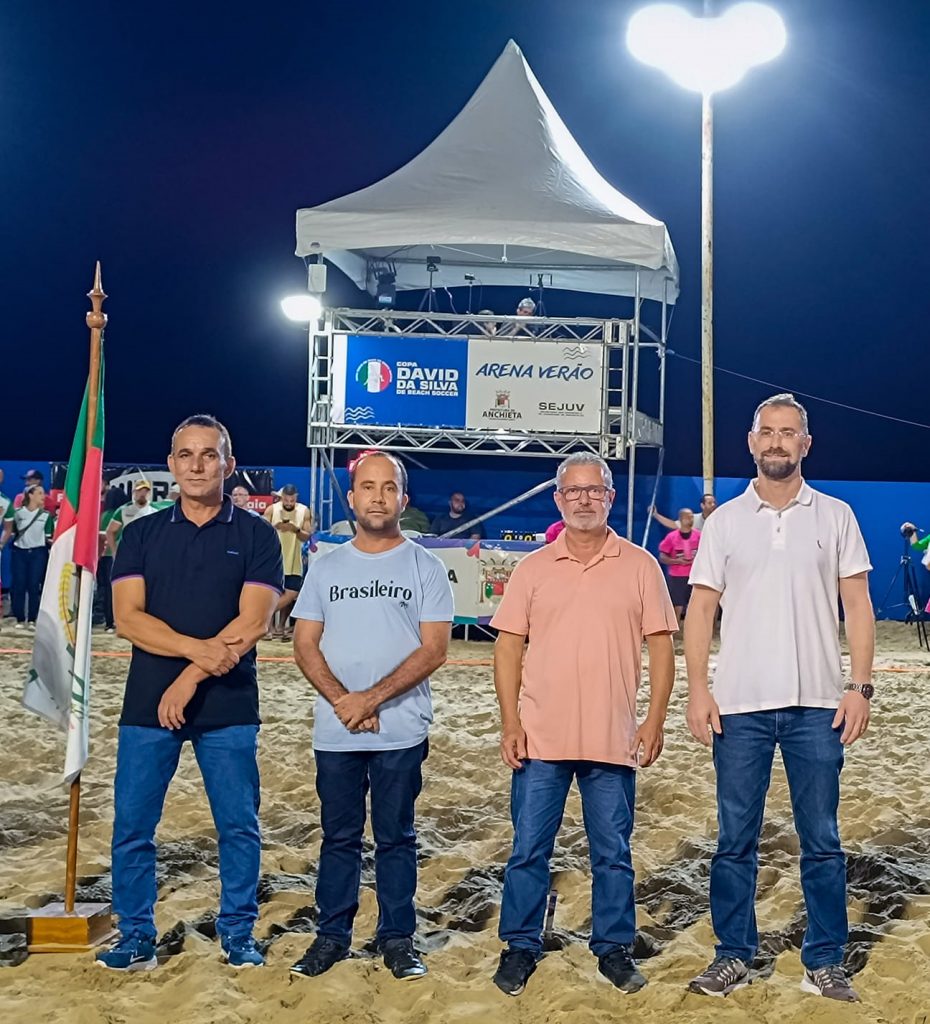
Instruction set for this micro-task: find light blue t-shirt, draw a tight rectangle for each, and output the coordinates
[293,538,454,751]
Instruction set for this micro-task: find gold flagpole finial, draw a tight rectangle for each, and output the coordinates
[86,261,107,331]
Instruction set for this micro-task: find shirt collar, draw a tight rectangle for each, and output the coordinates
[170,495,234,525]
[553,526,622,564]
[745,478,814,512]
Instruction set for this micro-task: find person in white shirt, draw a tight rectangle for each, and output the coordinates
[684,393,874,1004]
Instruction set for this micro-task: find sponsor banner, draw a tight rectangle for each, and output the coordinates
[331,333,468,428]
[466,338,603,434]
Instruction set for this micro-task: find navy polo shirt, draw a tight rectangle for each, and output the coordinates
[112,497,284,729]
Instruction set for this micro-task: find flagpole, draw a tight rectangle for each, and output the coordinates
[63,263,107,914]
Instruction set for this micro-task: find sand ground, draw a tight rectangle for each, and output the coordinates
[1,622,929,1024]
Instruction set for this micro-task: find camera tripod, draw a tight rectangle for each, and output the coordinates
[877,537,929,650]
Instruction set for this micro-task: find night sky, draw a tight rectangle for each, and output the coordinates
[3,0,929,481]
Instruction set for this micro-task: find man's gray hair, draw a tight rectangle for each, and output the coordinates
[751,392,809,435]
[556,452,613,489]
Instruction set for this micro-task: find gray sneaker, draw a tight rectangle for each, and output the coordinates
[800,964,859,1002]
[688,956,750,997]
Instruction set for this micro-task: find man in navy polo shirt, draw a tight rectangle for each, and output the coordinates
[96,414,283,972]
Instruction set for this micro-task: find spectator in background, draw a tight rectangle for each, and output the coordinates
[544,520,565,544]
[264,484,312,640]
[658,509,701,627]
[9,484,54,630]
[14,469,57,513]
[0,469,13,620]
[230,484,252,511]
[153,483,181,511]
[106,481,157,554]
[97,486,125,633]
[505,297,537,337]
[652,493,717,532]
[399,494,431,535]
[431,492,485,541]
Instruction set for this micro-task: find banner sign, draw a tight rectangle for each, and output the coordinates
[465,338,603,433]
[330,333,604,435]
[331,333,468,429]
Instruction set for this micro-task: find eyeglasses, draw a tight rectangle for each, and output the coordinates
[557,485,611,501]
[753,427,806,441]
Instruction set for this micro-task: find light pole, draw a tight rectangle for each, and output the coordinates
[627,2,786,496]
[280,294,322,323]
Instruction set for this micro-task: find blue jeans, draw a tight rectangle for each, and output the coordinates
[11,545,47,623]
[499,759,637,957]
[711,707,846,969]
[314,739,427,946]
[112,724,261,939]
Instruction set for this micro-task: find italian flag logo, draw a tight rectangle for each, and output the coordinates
[356,359,392,393]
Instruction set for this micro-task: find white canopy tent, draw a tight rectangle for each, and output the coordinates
[296,40,679,305]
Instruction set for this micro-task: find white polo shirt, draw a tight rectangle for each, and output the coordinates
[689,480,871,714]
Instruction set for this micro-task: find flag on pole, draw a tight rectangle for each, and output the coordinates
[23,353,105,784]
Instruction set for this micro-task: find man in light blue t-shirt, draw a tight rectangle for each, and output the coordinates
[290,450,453,984]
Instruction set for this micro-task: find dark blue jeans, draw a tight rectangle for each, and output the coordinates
[314,739,428,946]
[11,545,47,623]
[111,724,261,940]
[499,759,637,957]
[711,707,846,969]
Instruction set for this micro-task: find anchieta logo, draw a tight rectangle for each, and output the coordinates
[356,359,393,393]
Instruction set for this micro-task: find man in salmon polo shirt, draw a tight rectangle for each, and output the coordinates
[490,452,677,997]
[685,393,874,1003]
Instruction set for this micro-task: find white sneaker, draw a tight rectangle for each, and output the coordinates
[14,622,25,631]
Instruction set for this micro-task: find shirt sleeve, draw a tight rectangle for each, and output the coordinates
[418,549,454,622]
[689,514,726,592]
[489,557,533,635]
[837,504,872,578]
[640,555,679,636]
[915,534,930,552]
[657,532,674,556]
[291,563,325,621]
[245,518,285,593]
[111,519,145,582]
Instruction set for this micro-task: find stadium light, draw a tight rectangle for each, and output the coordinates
[627,1,786,495]
[280,294,322,323]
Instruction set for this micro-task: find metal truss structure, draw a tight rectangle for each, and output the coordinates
[307,291,669,539]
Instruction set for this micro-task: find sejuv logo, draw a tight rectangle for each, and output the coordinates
[330,580,414,603]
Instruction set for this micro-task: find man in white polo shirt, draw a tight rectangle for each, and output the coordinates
[684,393,874,1004]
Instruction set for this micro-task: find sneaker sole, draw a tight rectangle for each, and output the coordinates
[596,970,647,994]
[688,978,750,997]
[494,980,526,997]
[393,970,428,981]
[226,959,264,969]
[96,957,158,972]
[799,975,858,1001]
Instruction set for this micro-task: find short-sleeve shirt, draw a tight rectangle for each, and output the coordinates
[490,529,678,767]
[292,539,454,752]
[11,507,54,549]
[0,491,12,522]
[658,528,701,577]
[689,480,872,714]
[112,498,284,729]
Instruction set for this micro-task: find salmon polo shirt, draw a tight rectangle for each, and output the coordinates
[490,528,678,767]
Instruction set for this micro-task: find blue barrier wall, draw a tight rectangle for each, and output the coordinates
[3,457,927,619]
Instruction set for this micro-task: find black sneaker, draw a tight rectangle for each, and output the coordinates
[381,937,427,980]
[597,947,647,993]
[800,964,859,1002]
[493,948,538,996]
[688,956,750,997]
[289,935,349,978]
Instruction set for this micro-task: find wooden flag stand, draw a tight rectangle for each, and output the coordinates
[28,265,116,954]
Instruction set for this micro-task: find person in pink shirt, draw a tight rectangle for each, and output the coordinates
[489,452,677,998]
[543,519,565,544]
[658,508,701,626]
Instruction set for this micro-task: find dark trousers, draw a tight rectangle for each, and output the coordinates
[710,707,847,969]
[11,546,48,623]
[96,555,114,628]
[499,758,637,957]
[314,739,428,946]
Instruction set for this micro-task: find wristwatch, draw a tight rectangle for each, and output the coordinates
[844,682,874,700]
